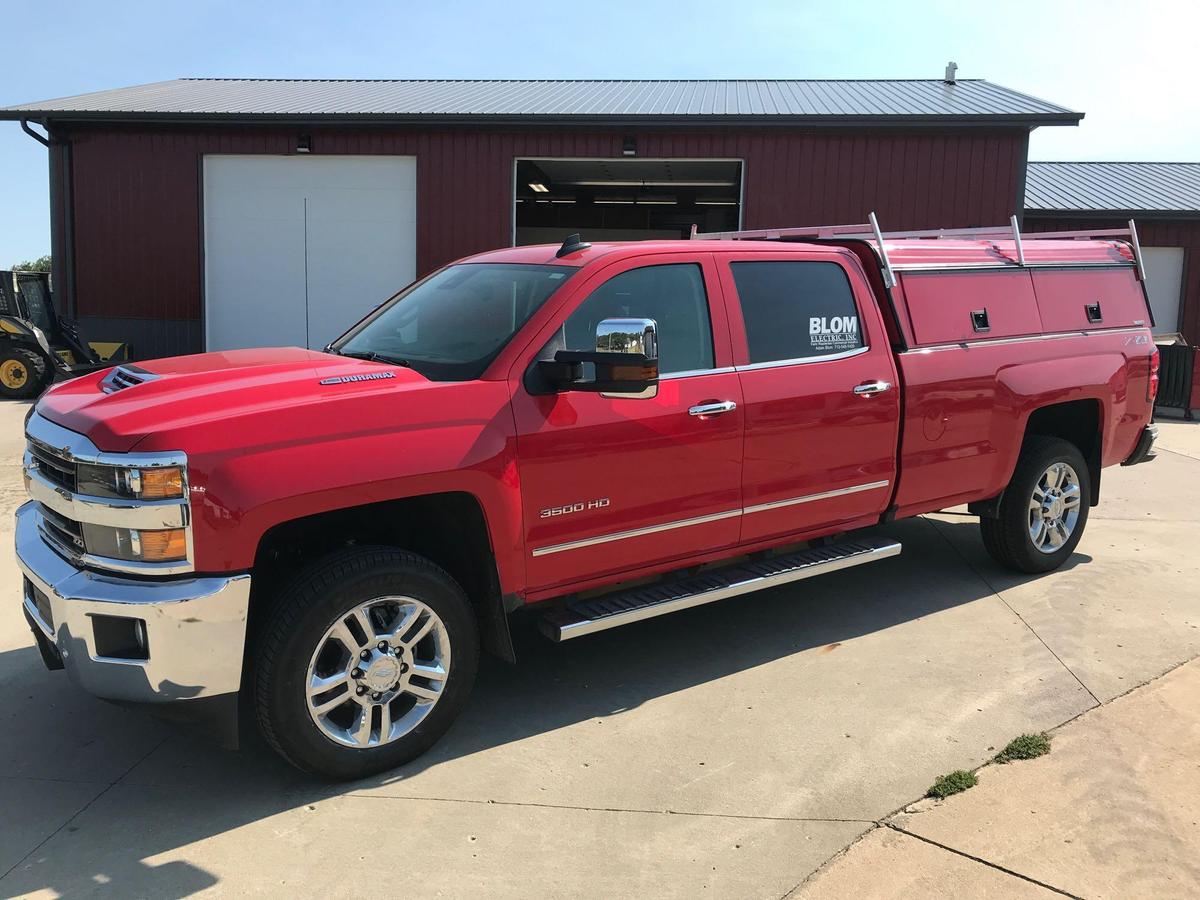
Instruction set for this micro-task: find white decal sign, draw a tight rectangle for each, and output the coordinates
[809,316,859,352]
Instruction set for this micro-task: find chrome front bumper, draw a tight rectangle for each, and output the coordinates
[16,502,251,704]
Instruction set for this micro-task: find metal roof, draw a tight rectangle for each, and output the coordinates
[0,78,1082,125]
[1025,162,1200,215]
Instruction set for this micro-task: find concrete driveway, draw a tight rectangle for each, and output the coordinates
[802,656,1200,898]
[1,399,1197,898]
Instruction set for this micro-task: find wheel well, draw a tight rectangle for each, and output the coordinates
[1024,399,1102,504]
[970,399,1103,519]
[250,492,514,662]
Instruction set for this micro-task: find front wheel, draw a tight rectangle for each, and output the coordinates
[980,436,1090,574]
[254,547,479,779]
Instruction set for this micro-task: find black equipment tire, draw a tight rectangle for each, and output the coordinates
[0,347,50,399]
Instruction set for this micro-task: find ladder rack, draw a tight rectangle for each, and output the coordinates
[690,212,1148,284]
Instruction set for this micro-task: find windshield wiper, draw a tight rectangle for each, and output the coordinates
[332,349,412,368]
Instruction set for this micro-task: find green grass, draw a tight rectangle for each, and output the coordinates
[926,770,977,799]
[994,732,1051,764]
[923,734,1051,802]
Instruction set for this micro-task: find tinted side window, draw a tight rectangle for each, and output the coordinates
[731,261,864,364]
[562,263,715,374]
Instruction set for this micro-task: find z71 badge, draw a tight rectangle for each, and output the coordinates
[540,498,610,518]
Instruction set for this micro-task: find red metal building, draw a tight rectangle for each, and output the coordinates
[2,77,1083,359]
[1024,162,1200,344]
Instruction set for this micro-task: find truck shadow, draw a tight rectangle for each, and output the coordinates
[390,514,1092,776]
[0,514,1092,897]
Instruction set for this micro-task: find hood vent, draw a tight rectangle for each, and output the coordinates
[100,365,157,394]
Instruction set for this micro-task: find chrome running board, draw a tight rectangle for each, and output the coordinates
[540,535,901,642]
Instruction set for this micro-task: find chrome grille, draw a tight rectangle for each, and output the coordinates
[27,440,76,492]
[37,504,85,560]
[26,436,86,563]
[23,411,194,576]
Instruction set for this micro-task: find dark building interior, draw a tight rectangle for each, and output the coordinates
[514,158,742,245]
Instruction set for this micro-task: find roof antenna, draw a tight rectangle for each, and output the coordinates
[556,233,591,258]
[944,61,958,84]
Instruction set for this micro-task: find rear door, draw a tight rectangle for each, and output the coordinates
[510,253,744,593]
[718,251,900,544]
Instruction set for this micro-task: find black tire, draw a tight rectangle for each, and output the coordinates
[254,546,479,779]
[980,436,1091,574]
[0,347,50,399]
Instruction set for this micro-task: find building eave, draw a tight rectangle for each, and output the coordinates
[1024,208,1200,220]
[0,110,1085,128]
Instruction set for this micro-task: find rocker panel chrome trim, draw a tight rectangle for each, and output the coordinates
[743,480,891,515]
[531,508,742,557]
[531,480,892,557]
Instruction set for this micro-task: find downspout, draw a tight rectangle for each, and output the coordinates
[19,118,76,319]
[19,118,50,147]
[1012,127,1031,228]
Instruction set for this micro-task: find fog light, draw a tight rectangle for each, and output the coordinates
[92,615,150,661]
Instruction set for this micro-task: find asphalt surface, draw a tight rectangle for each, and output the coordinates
[1,399,1196,898]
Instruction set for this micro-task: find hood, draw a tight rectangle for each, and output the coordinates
[37,347,433,452]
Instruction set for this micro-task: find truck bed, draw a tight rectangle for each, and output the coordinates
[835,236,1156,518]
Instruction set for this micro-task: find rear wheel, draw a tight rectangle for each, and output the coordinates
[980,436,1090,574]
[254,546,479,779]
[0,347,49,399]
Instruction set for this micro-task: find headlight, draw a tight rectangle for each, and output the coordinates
[76,463,185,500]
[81,524,188,563]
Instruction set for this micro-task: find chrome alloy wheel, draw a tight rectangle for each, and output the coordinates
[1028,462,1082,554]
[306,597,451,748]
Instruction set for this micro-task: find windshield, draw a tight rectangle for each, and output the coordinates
[331,263,576,381]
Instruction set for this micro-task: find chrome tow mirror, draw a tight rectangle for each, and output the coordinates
[537,317,660,398]
[595,318,658,357]
[593,318,658,398]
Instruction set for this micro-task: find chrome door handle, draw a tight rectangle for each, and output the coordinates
[853,380,892,396]
[689,400,737,417]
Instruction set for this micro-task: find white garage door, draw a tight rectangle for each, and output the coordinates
[1141,247,1185,335]
[203,155,416,351]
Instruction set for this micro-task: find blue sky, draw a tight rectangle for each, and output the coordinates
[2,0,1197,265]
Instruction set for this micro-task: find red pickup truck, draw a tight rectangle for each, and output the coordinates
[18,218,1159,778]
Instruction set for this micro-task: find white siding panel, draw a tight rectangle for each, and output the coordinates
[203,155,416,351]
[1142,247,1185,335]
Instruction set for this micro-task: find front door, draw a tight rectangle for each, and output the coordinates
[510,254,744,594]
[717,251,900,543]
